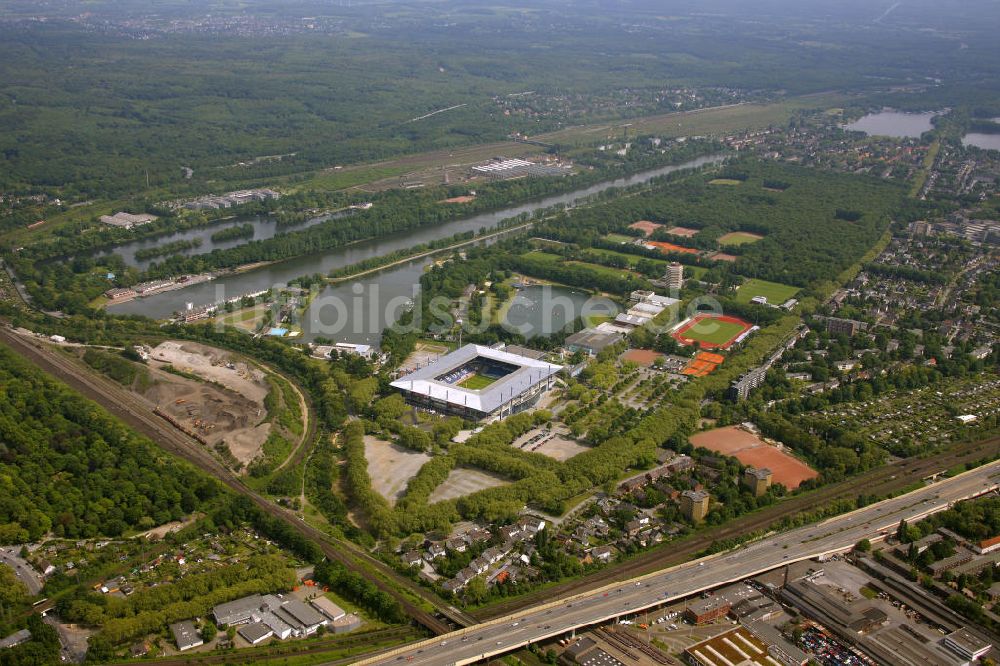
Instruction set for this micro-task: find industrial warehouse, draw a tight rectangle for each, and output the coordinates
[390,344,561,421]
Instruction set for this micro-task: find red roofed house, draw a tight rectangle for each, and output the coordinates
[975,536,1000,555]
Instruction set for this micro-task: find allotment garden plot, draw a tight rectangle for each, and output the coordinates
[799,374,1000,455]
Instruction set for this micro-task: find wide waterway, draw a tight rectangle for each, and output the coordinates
[91,210,352,271]
[843,110,939,138]
[109,154,725,339]
[962,119,1000,151]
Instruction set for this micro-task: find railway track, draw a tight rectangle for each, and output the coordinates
[7,324,999,655]
[474,434,1000,620]
[0,328,457,636]
[597,626,676,665]
[108,626,420,665]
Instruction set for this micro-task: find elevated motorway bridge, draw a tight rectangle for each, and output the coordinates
[359,461,1000,665]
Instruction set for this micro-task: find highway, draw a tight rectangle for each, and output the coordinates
[360,461,1000,666]
[0,546,43,596]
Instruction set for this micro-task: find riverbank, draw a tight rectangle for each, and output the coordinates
[107,153,726,321]
[328,222,534,284]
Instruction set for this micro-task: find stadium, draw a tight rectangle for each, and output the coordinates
[391,344,562,421]
[672,314,757,350]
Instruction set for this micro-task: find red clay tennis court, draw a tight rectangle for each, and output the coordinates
[646,240,700,255]
[689,426,818,489]
[672,314,753,350]
[681,351,725,376]
[681,359,714,376]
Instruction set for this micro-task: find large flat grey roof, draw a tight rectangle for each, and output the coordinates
[238,622,273,644]
[390,344,561,414]
[565,328,622,350]
[213,594,263,625]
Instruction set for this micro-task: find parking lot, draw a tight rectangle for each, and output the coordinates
[510,425,591,461]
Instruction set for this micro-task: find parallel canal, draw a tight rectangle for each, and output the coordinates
[110,154,725,342]
[94,211,352,271]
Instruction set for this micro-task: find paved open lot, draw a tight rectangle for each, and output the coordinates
[364,436,432,506]
[399,342,450,374]
[511,426,591,462]
[428,468,508,503]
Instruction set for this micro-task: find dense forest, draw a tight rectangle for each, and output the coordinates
[0,345,220,542]
[533,159,906,291]
[1,0,999,199]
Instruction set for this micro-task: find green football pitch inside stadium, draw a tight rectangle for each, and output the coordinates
[458,374,499,390]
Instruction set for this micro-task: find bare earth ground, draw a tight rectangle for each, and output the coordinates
[150,341,269,402]
[511,425,591,462]
[688,425,818,489]
[428,468,508,504]
[364,435,432,506]
[140,513,202,540]
[398,342,450,374]
[145,341,271,464]
[621,349,665,367]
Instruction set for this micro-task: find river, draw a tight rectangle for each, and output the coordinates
[109,153,725,339]
[92,210,352,270]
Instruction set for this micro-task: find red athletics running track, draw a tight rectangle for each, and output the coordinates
[671,314,753,350]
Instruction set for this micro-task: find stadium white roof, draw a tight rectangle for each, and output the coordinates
[390,344,561,414]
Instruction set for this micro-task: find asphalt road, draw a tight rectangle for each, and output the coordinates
[360,461,1000,666]
[474,435,999,621]
[0,546,43,595]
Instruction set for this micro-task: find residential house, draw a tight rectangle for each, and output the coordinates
[590,546,616,564]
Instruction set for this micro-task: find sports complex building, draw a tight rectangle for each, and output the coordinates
[390,344,561,421]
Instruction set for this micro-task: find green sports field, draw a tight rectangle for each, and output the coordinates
[587,247,708,279]
[735,278,799,305]
[565,260,642,280]
[681,319,748,346]
[604,233,635,244]
[523,250,563,263]
[458,374,498,390]
[718,231,764,246]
